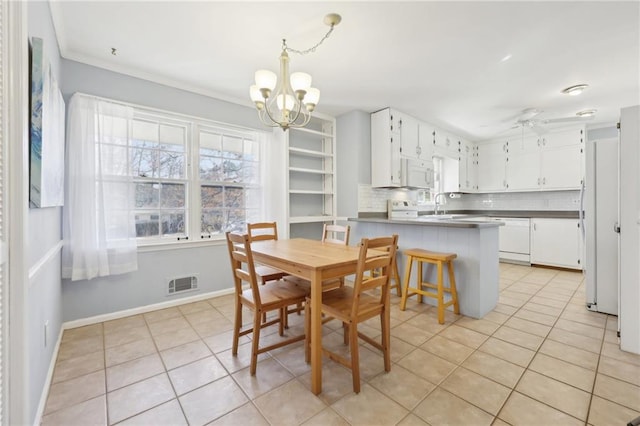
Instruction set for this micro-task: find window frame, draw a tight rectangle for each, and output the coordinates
[94,101,266,249]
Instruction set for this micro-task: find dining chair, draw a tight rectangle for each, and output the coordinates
[226,231,308,375]
[304,234,398,393]
[247,222,288,284]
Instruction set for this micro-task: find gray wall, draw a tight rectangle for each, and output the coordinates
[59,59,271,321]
[27,1,64,423]
[336,110,371,218]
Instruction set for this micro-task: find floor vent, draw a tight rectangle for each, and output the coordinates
[167,275,198,295]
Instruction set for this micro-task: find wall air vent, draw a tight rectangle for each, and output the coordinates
[167,275,198,295]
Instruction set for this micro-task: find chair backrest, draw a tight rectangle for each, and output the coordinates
[322,224,351,245]
[351,235,399,317]
[225,232,261,305]
[247,222,279,242]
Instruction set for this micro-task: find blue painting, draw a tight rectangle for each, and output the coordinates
[30,37,65,208]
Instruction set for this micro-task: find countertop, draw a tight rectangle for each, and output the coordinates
[348,216,502,228]
[357,210,580,220]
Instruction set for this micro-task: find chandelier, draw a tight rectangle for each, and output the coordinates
[249,13,341,131]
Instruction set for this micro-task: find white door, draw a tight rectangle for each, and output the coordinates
[506,135,540,191]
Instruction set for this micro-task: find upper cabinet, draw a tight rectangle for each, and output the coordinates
[504,126,585,191]
[477,140,507,191]
[371,108,402,187]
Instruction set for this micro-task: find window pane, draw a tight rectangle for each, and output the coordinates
[244,139,260,161]
[200,131,222,152]
[159,151,184,179]
[199,156,222,181]
[223,159,243,182]
[160,124,185,148]
[243,161,260,184]
[135,182,160,208]
[160,183,185,208]
[245,188,261,210]
[226,187,244,208]
[201,185,223,208]
[161,212,185,236]
[222,135,243,159]
[227,209,246,232]
[103,181,132,210]
[131,148,158,177]
[135,213,159,237]
[201,209,224,235]
[133,120,158,142]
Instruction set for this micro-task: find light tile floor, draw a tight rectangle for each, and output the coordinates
[42,263,640,425]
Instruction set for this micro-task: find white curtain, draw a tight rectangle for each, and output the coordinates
[62,94,138,280]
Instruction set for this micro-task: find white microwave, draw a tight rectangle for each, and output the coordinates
[401,158,434,189]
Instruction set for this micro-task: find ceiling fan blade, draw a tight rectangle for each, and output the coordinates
[530,123,548,136]
[542,116,594,124]
[499,107,543,124]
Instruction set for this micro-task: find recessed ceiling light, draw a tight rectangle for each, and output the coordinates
[561,84,589,96]
[500,54,512,62]
[576,109,597,117]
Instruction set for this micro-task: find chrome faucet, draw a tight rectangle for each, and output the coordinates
[433,192,447,215]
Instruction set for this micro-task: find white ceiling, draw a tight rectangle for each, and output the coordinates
[49,1,640,141]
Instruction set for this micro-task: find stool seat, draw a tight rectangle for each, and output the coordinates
[403,249,457,262]
[400,248,460,324]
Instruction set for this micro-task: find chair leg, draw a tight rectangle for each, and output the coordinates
[343,322,349,345]
[400,255,413,311]
[232,297,242,356]
[448,260,460,315]
[381,308,391,372]
[278,308,285,336]
[393,259,402,297]
[417,260,424,304]
[437,261,445,324]
[304,301,311,363]
[250,310,262,375]
[349,322,361,394]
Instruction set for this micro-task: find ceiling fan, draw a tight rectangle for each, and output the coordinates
[501,107,595,136]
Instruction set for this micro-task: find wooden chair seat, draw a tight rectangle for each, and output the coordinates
[240,280,309,308]
[317,287,383,321]
[254,265,287,283]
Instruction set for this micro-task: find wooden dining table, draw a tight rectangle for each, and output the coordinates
[250,237,372,395]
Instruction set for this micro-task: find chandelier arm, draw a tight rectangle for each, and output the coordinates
[261,97,285,127]
[257,108,280,128]
[287,98,306,124]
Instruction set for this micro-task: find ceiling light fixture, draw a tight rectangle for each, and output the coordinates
[576,109,597,117]
[249,13,341,131]
[561,84,589,96]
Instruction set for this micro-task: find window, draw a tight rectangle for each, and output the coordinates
[95,104,264,245]
[198,126,262,236]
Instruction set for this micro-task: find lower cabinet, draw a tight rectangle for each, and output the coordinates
[530,218,582,270]
[494,217,530,263]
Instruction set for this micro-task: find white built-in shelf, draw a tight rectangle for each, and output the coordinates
[288,147,333,158]
[289,167,333,175]
[290,127,333,138]
[289,190,334,195]
[288,215,334,224]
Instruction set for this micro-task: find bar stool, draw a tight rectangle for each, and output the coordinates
[400,248,460,324]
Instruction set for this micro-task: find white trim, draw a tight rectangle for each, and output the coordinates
[62,287,236,330]
[6,1,29,424]
[28,240,63,282]
[136,237,226,253]
[31,327,63,426]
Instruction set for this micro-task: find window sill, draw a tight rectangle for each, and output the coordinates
[137,237,226,253]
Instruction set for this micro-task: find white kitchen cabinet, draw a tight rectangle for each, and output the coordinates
[371,108,402,187]
[503,126,585,192]
[287,116,336,238]
[399,113,419,158]
[477,140,507,192]
[493,217,531,263]
[417,122,434,161]
[458,139,477,192]
[505,136,540,191]
[433,129,459,157]
[530,218,582,269]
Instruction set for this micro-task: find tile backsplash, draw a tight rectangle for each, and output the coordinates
[358,184,581,213]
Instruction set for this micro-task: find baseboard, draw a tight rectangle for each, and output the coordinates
[33,327,64,426]
[63,287,236,330]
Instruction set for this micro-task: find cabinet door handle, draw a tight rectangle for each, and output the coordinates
[542,177,546,185]
[542,138,546,146]
[538,178,541,185]
[533,223,537,231]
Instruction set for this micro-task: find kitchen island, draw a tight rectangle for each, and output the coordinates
[348,216,502,319]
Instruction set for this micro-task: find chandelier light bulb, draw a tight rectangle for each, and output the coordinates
[276,94,296,112]
[304,87,320,106]
[255,70,277,91]
[290,72,312,93]
[249,85,263,103]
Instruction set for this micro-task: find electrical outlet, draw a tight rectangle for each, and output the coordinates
[44,320,49,347]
